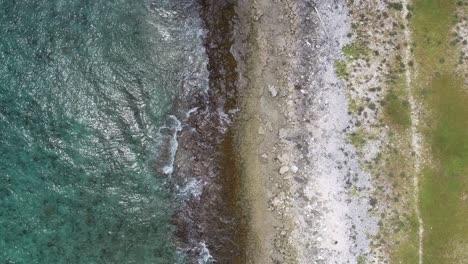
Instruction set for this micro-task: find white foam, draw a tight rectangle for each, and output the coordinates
[197,241,214,264]
[186,107,199,119]
[177,178,204,199]
[157,115,182,176]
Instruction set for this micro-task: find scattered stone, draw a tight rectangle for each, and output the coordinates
[271,197,282,207]
[290,165,299,173]
[266,121,273,131]
[294,177,305,183]
[268,85,278,97]
[279,166,289,175]
[278,153,290,164]
[279,128,288,139]
[258,125,265,135]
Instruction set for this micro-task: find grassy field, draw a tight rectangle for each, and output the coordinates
[384,75,412,129]
[412,0,468,262]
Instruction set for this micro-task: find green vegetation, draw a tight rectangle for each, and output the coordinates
[350,186,362,198]
[348,98,361,115]
[335,39,371,79]
[335,60,348,78]
[381,132,419,264]
[392,213,420,263]
[383,77,411,129]
[342,40,369,59]
[348,128,367,149]
[357,255,366,264]
[411,0,468,262]
[420,75,468,264]
[388,2,404,11]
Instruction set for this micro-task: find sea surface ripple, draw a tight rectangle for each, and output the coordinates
[0,0,207,263]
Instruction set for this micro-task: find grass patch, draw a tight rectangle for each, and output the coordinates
[348,128,367,149]
[348,98,362,115]
[392,214,420,263]
[357,255,366,264]
[420,75,468,264]
[342,40,369,59]
[381,131,420,263]
[335,60,348,78]
[336,40,370,80]
[383,85,411,129]
[412,0,458,73]
[411,0,468,262]
[388,2,404,11]
[350,186,362,198]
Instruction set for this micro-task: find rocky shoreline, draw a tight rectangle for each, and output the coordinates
[171,0,245,262]
[171,0,463,263]
[233,0,378,262]
[232,0,420,263]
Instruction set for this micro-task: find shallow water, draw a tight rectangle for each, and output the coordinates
[0,0,207,262]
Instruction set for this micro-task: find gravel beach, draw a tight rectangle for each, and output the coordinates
[233,0,378,263]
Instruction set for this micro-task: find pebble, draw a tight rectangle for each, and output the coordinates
[279,128,288,139]
[258,125,265,135]
[268,85,278,97]
[290,165,299,173]
[279,166,289,175]
[278,153,290,165]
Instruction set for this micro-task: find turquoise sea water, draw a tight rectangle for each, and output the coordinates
[0,0,207,262]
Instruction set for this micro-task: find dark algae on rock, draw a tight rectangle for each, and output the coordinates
[172,0,246,262]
